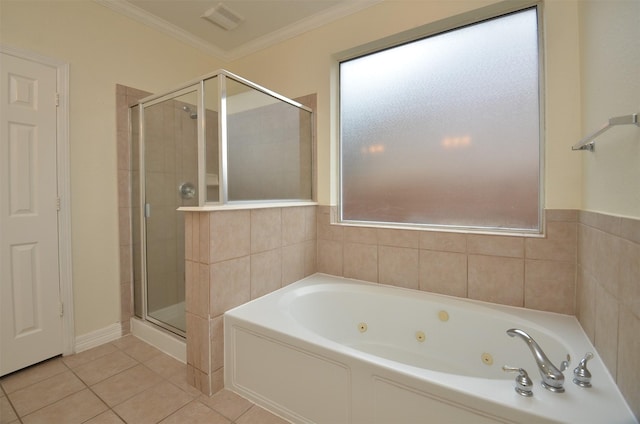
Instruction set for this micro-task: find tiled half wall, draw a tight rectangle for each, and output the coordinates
[576,211,640,417]
[317,207,578,314]
[184,207,318,395]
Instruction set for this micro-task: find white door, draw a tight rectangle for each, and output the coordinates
[0,52,63,376]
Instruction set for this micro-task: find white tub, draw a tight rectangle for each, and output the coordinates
[224,274,636,423]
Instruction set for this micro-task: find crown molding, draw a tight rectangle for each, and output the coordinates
[95,0,229,59]
[225,1,382,61]
[94,0,381,61]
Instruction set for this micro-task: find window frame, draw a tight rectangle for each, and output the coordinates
[336,1,545,235]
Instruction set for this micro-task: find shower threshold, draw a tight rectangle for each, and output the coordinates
[130,317,186,363]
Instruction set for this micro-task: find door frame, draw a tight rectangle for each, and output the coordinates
[1,44,75,356]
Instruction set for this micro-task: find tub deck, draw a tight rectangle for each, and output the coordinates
[224,273,637,424]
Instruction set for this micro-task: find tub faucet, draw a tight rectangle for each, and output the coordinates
[506,328,565,393]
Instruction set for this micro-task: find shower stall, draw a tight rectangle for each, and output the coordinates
[130,70,313,337]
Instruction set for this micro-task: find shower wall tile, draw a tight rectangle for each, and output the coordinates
[525,221,577,262]
[377,228,419,249]
[620,216,640,244]
[118,207,131,248]
[524,259,574,314]
[620,239,640,318]
[468,255,524,306]
[250,249,282,299]
[576,211,640,416]
[419,250,467,298]
[378,246,419,289]
[186,312,209,375]
[319,208,576,314]
[282,207,306,245]
[304,239,317,277]
[282,244,305,285]
[209,210,250,262]
[467,234,524,258]
[419,231,466,253]
[192,205,318,396]
[184,213,193,261]
[594,284,619,378]
[343,242,378,283]
[344,226,377,245]
[119,241,132,286]
[209,316,224,372]
[209,256,251,318]
[317,239,343,276]
[304,206,317,241]
[617,308,640,418]
[251,208,282,253]
[576,267,596,340]
[117,170,130,210]
[198,213,210,264]
[317,206,343,242]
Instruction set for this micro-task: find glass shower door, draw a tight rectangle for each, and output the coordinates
[142,89,199,335]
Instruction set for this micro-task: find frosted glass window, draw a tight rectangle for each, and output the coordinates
[340,7,541,232]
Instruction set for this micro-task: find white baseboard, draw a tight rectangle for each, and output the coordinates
[74,323,123,353]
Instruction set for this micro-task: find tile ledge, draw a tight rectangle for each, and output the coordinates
[179,201,317,212]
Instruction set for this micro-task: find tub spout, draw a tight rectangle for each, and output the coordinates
[506,328,565,393]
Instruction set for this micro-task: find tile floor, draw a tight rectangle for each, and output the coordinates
[0,335,290,424]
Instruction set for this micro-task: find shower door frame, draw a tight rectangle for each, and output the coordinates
[136,84,203,338]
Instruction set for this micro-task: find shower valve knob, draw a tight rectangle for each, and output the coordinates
[179,182,196,200]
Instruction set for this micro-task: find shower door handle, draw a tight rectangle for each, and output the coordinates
[144,203,151,218]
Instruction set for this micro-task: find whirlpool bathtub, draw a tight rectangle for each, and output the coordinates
[224,274,636,423]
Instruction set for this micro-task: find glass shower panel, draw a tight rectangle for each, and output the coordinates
[203,77,220,203]
[143,90,198,334]
[225,78,313,201]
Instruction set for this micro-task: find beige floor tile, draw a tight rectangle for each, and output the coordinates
[0,357,68,394]
[110,334,139,351]
[21,389,107,424]
[199,389,252,421]
[165,367,203,397]
[8,370,85,417]
[160,400,230,424]
[236,405,291,424]
[117,337,163,363]
[62,343,119,369]
[143,352,184,380]
[73,350,138,386]
[91,364,164,407]
[83,409,125,424]
[113,381,195,424]
[1,394,18,424]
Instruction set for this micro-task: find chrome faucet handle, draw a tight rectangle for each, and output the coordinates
[573,352,594,388]
[503,365,534,397]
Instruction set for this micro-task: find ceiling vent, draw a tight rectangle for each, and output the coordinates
[201,3,245,31]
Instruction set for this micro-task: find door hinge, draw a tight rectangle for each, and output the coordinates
[59,301,64,317]
[56,197,61,211]
[55,93,60,107]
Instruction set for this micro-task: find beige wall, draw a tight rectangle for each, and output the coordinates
[0,0,221,336]
[227,0,584,209]
[575,1,640,415]
[579,0,640,218]
[3,0,636,355]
